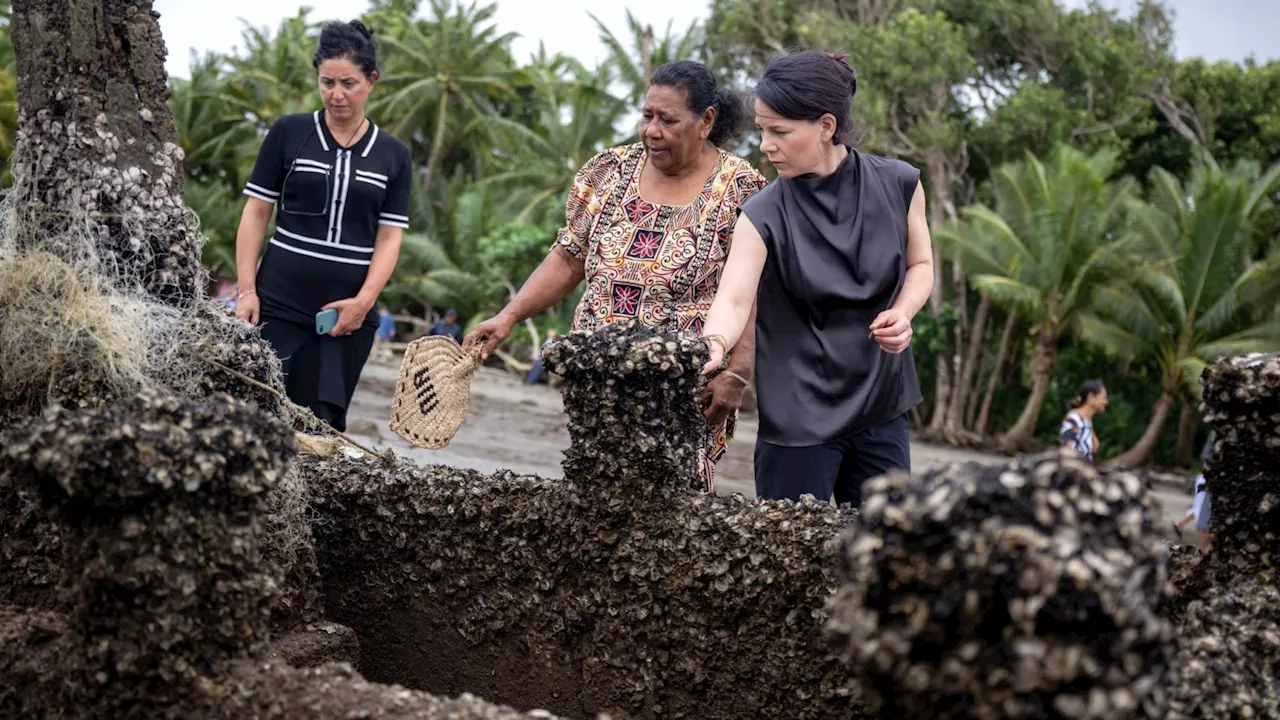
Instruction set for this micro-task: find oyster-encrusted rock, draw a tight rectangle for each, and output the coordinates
[304,322,865,719]
[826,454,1174,719]
[1200,352,1280,579]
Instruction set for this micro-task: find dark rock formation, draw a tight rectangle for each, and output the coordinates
[1163,352,1280,718]
[1199,352,1279,578]
[303,322,864,719]
[826,454,1174,719]
[9,0,200,304]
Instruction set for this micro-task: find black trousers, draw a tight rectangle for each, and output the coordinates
[754,413,911,508]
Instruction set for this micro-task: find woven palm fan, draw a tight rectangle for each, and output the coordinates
[390,336,481,449]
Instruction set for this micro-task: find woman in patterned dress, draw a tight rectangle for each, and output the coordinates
[465,60,767,490]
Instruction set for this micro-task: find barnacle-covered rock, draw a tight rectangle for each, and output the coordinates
[0,474,63,610]
[826,454,1174,719]
[543,320,710,497]
[1200,352,1280,578]
[1166,577,1280,718]
[303,321,865,719]
[0,389,292,716]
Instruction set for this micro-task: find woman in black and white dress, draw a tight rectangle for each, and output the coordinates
[234,19,412,431]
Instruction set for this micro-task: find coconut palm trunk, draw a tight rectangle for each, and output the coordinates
[9,0,200,305]
[975,311,1016,434]
[1106,388,1176,468]
[999,332,1056,451]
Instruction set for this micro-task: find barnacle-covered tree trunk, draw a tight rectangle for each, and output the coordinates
[9,0,201,304]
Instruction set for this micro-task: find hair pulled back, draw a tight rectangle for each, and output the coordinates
[752,49,858,145]
[650,60,746,147]
[1071,379,1106,409]
[314,19,379,78]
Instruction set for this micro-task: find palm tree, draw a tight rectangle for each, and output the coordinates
[371,0,517,190]
[1083,157,1280,467]
[590,9,703,106]
[482,52,627,221]
[945,145,1142,451]
[0,0,17,186]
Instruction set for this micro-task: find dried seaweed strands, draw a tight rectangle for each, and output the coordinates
[1200,352,1280,579]
[826,453,1174,720]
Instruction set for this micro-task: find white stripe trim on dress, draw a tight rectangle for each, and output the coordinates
[245,182,280,197]
[355,176,387,190]
[379,212,409,222]
[356,169,389,182]
[293,166,327,176]
[361,125,380,158]
[269,237,371,266]
[331,149,353,245]
[243,188,277,204]
[312,111,330,152]
[378,219,410,229]
[294,158,331,170]
[276,226,373,254]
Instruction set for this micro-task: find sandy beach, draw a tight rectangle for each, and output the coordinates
[344,356,1198,541]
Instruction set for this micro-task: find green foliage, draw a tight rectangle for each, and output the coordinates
[3,0,1275,458]
[0,0,15,185]
[1082,157,1280,397]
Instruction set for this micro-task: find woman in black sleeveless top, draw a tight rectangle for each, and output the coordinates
[700,50,935,507]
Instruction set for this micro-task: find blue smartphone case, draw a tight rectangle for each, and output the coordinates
[315,309,339,335]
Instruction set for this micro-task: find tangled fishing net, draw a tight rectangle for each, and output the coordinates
[826,453,1174,719]
[0,147,321,621]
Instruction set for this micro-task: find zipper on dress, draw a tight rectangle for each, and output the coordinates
[329,149,346,243]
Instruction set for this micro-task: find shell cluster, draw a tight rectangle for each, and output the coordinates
[0,390,293,716]
[543,320,711,497]
[1199,352,1279,577]
[825,454,1174,719]
[1162,352,1280,718]
[301,320,865,719]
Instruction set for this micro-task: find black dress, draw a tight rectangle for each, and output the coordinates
[243,110,413,431]
[740,148,922,504]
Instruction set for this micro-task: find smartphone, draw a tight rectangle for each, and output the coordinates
[315,309,339,335]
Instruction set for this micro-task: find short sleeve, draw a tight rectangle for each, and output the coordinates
[897,161,922,216]
[739,182,782,247]
[1059,417,1080,445]
[243,118,288,205]
[554,149,621,259]
[378,147,412,230]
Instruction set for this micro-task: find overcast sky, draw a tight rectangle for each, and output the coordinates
[153,0,1277,80]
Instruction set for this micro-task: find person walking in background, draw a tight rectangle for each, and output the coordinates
[233,19,412,433]
[1174,431,1215,552]
[525,329,560,385]
[698,50,935,508]
[1060,380,1108,463]
[428,309,464,344]
[464,60,768,491]
[370,305,397,363]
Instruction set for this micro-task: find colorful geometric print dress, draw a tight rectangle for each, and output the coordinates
[554,143,767,490]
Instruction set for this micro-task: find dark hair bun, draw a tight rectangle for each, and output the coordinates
[823,52,858,97]
[349,19,374,40]
[752,49,860,146]
[649,60,746,147]
[314,19,379,77]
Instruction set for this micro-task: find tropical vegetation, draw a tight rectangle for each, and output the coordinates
[0,0,1277,466]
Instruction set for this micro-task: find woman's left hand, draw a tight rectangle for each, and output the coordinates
[322,296,373,337]
[870,309,913,354]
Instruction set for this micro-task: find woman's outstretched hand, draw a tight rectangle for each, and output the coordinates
[463,312,516,361]
[870,309,913,354]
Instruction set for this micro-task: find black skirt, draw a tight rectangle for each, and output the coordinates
[259,313,376,432]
